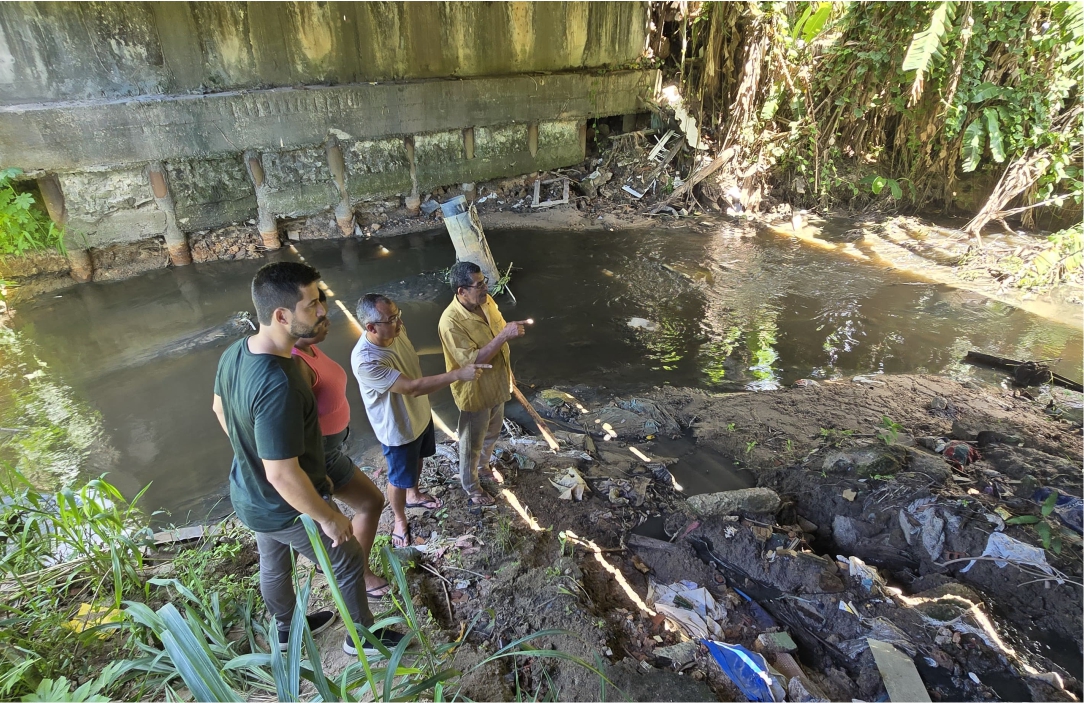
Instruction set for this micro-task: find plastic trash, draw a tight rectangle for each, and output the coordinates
[1032,487,1083,534]
[899,496,963,561]
[703,640,786,702]
[648,579,727,638]
[841,555,885,592]
[732,587,778,629]
[961,531,1062,582]
[942,440,980,467]
[439,195,468,218]
[627,317,660,331]
[550,467,589,501]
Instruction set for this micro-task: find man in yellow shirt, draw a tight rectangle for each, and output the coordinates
[438,261,529,506]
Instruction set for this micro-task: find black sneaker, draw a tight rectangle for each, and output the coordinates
[342,627,405,656]
[277,610,337,651]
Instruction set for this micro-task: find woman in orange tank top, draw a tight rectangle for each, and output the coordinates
[294,291,390,599]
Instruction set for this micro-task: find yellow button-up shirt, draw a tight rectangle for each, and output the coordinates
[438,294,511,412]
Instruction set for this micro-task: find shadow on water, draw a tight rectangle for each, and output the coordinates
[7,224,1082,521]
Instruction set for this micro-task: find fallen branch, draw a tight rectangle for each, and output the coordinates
[510,374,561,451]
[647,147,736,214]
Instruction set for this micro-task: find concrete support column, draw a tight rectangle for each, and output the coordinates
[326,136,354,236]
[528,123,539,157]
[622,113,637,133]
[463,128,475,160]
[404,136,421,214]
[579,121,588,159]
[244,150,280,249]
[146,162,192,266]
[37,174,93,282]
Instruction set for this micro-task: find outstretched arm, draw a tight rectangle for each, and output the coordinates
[389,363,490,398]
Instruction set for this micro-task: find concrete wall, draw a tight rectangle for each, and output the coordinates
[0,2,656,257]
[0,2,648,105]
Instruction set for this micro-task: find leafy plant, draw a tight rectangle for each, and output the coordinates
[0,169,65,257]
[858,174,907,199]
[1005,489,1063,554]
[0,468,151,699]
[492,262,515,296]
[901,0,959,106]
[818,427,855,448]
[878,416,904,445]
[745,440,757,454]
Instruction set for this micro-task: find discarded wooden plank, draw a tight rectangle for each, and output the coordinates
[964,351,1083,392]
[867,638,932,702]
[627,533,679,551]
[532,177,570,209]
[153,524,220,545]
[771,652,831,701]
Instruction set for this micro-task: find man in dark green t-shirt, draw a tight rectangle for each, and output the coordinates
[213,261,401,656]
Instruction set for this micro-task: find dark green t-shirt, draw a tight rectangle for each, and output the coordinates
[214,338,329,532]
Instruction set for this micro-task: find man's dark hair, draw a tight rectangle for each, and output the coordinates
[251,261,321,325]
[448,260,482,293]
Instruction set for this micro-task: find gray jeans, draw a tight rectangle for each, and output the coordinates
[457,402,504,494]
[254,500,374,634]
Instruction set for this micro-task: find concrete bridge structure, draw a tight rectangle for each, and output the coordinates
[0,2,658,278]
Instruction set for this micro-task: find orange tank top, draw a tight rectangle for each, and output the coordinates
[292,344,351,436]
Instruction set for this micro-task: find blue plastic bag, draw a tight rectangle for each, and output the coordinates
[702,640,785,702]
[1033,488,1083,534]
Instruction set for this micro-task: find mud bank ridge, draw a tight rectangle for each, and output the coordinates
[209,373,1082,701]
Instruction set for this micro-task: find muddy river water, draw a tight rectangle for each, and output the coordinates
[10,224,1083,522]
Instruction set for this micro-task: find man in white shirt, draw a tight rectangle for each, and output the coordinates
[351,293,488,548]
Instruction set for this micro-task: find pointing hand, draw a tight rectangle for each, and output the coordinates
[454,363,492,382]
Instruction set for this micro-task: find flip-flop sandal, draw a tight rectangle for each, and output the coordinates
[365,581,392,599]
[405,495,443,510]
[391,527,412,549]
[466,492,496,507]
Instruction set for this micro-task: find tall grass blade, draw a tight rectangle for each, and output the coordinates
[157,604,241,702]
[299,515,387,672]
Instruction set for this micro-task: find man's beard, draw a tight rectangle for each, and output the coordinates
[291,316,327,339]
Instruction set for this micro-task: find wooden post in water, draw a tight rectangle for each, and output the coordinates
[440,195,501,291]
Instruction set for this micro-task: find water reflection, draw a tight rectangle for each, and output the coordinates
[5,223,1081,518]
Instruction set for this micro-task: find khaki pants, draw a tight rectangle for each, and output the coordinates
[457,402,504,494]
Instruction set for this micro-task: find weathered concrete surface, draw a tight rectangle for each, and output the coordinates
[0,71,655,172]
[0,2,648,105]
[0,3,655,252]
[686,487,782,517]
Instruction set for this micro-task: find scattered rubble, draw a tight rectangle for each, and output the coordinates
[341,371,1080,701]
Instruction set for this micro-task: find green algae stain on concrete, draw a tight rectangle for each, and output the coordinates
[344,137,412,200]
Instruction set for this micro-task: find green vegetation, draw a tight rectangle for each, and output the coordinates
[878,415,904,445]
[0,169,65,257]
[817,426,855,448]
[0,468,610,701]
[1006,489,1064,554]
[663,2,1081,251]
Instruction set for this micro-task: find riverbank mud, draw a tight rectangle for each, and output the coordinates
[215,372,1080,701]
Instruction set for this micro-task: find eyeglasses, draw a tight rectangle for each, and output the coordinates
[463,277,489,291]
[372,312,403,326]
